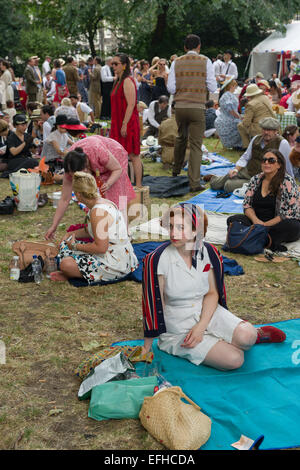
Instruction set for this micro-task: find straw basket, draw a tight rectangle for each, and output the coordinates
[127,186,150,223]
[139,386,211,450]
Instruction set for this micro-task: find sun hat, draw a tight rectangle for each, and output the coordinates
[142,135,158,146]
[0,119,9,133]
[31,109,41,121]
[244,84,263,97]
[59,118,88,131]
[257,80,270,90]
[291,89,300,108]
[13,114,28,126]
[138,101,148,110]
[220,76,234,91]
[259,117,280,130]
[256,72,264,79]
[59,58,65,66]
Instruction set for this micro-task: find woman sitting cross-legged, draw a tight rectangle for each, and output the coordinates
[51,171,138,283]
[227,148,300,253]
[141,203,286,371]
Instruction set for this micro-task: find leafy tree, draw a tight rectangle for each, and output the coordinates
[114,0,300,62]
[0,0,27,60]
[61,0,107,57]
[18,27,72,63]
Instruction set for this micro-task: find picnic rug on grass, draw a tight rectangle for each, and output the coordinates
[114,319,300,450]
[68,241,243,287]
[184,188,244,214]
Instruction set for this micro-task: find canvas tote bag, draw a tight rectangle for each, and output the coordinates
[9,168,41,211]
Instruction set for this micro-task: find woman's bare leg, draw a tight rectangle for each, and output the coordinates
[202,341,245,371]
[202,322,257,371]
[129,153,143,187]
[51,256,83,281]
[231,321,258,350]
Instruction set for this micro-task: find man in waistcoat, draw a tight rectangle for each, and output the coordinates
[69,94,95,125]
[167,34,217,192]
[142,95,171,140]
[204,117,294,193]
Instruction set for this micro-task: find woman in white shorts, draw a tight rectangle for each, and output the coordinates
[141,203,285,370]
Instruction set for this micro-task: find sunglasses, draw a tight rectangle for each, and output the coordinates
[111,61,121,66]
[262,157,278,164]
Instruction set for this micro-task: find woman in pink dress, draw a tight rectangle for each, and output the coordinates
[110,53,143,187]
[45,135,135,240]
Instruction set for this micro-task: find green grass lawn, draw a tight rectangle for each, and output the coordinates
[0,137,299,450]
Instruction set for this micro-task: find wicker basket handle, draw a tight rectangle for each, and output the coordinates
[172,387,201,410]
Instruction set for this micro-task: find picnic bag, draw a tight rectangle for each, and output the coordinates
[139,386,211,450]
[9,168,41,211]
[223,221,271,255]
[88,376,158,421]
[12,240,59,270]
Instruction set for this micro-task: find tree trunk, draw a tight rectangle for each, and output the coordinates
[87,29,97,57]
[149,3,169,53]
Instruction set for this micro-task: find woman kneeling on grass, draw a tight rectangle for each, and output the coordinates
[51,171,138,283]
[141,203,286,371]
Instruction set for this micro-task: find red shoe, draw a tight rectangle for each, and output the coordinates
[255,326,286,344]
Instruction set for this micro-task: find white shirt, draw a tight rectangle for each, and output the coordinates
[167,51,217,96]
[213,59,224,78]
[43,120,53,142]
[42,60,51,76]
[221,60,238,79]
[101,64,114,83]
[236,135,294,179]
[147,100,172,128]
[42,77,56,96]
[78,102,93,114]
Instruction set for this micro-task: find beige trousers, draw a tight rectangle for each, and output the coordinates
[174,107,205,189]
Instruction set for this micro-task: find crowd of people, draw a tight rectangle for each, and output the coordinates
[0,33,299,372]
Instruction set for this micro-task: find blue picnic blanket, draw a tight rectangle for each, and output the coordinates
[115,319,300,450]
[184,188,244,214]
[68,241,243,287]
[184,153,235,177]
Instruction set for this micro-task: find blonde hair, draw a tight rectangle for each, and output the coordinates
[151,56,160,66]
[225,79,237,92]
[61,97,72,106]
[72,171,98,199]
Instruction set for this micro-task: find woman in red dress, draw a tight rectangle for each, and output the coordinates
[110,53,143,187]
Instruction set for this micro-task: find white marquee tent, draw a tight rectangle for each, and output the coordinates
[247,21,300,79]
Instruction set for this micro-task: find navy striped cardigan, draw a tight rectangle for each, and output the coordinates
[142,241,227,338]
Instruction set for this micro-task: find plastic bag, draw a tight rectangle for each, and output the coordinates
[9,169,41,211]
[78,352,136,400]
[88,376,158,421]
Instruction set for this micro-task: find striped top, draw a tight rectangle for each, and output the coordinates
[142,241,227,338]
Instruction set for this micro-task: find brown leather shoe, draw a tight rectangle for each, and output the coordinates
[189,185,206,193]
[203,174,213,182]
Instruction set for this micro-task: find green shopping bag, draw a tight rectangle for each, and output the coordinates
[88,376,158,421]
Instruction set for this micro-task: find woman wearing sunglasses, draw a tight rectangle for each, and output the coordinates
[110,53,143,187]
[227,148,300,252]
